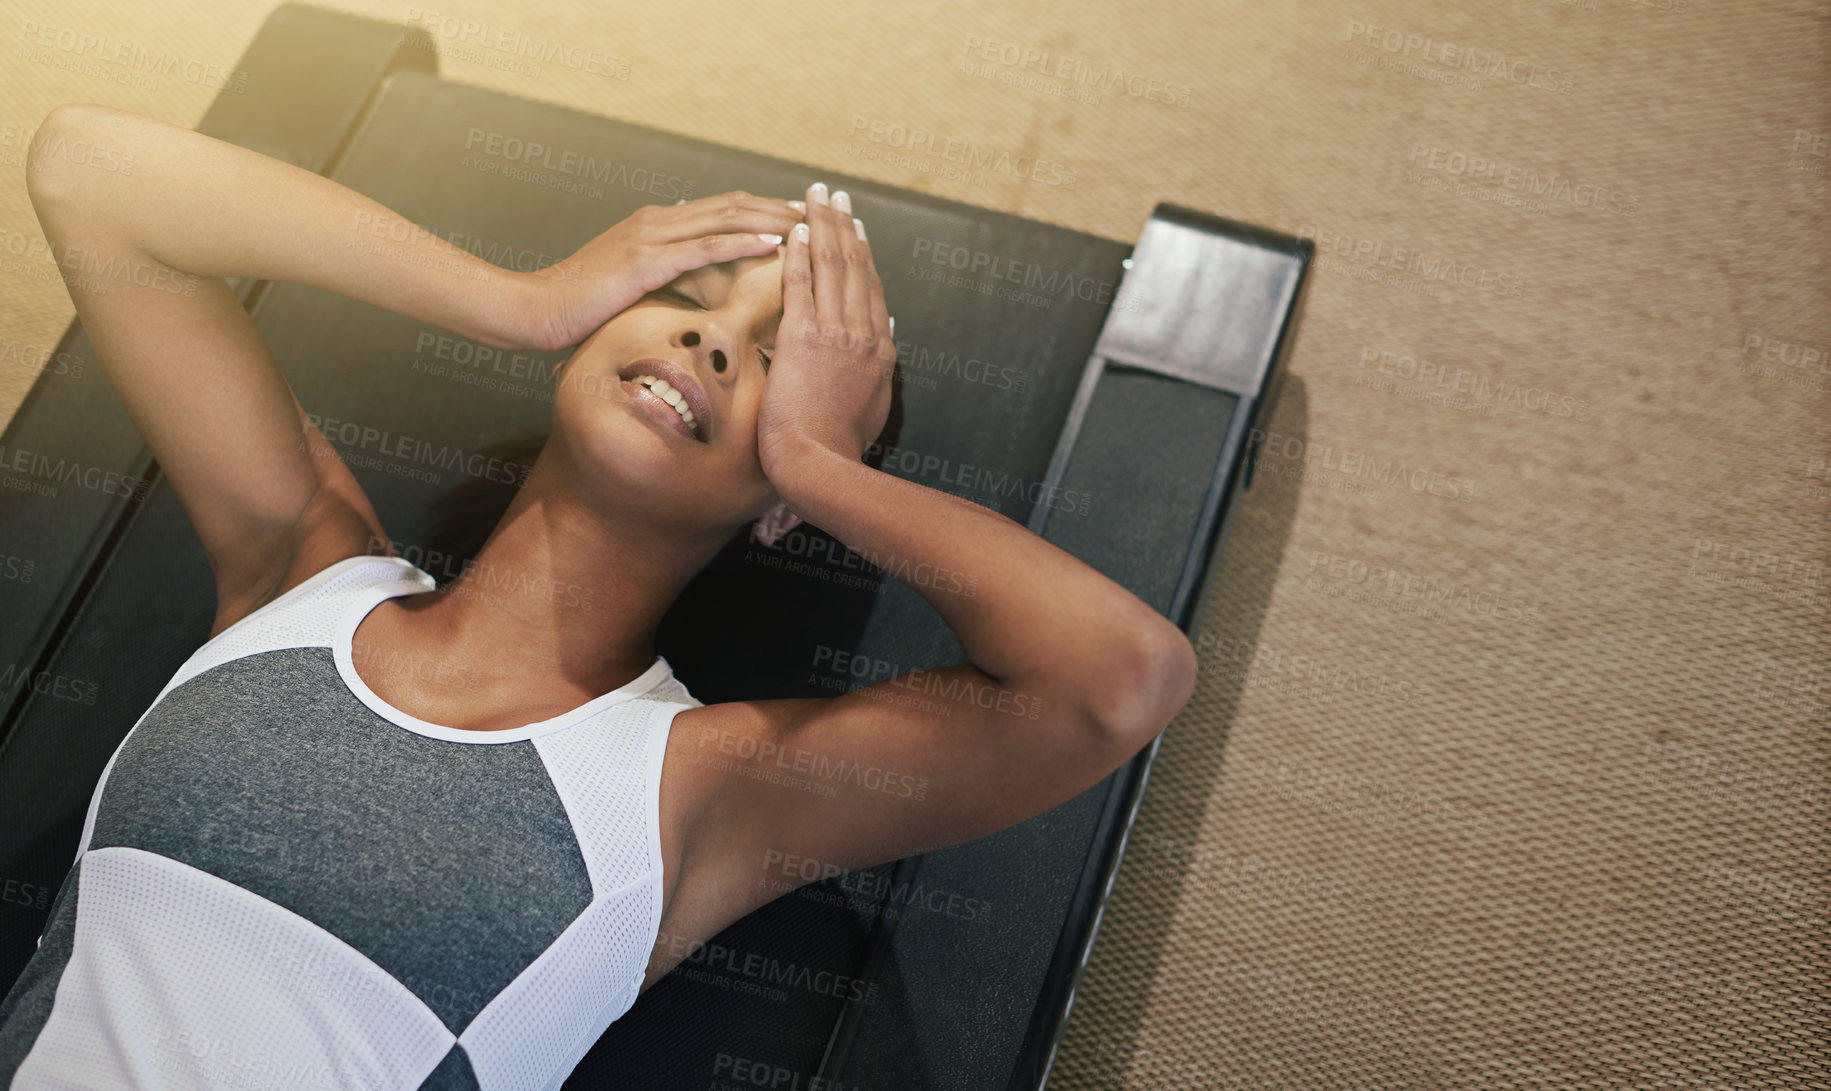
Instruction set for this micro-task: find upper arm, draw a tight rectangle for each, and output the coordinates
[683,650,1188,910]
[27,103,387,622]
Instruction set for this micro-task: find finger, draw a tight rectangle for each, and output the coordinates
[666,189,802,218]
[645,231,786,291]
[653,191,803,241]
[781,219,815,340]
[805,181,847,331]
[851,225,892,373]
[831,193,881,361]
[664,203,801,243]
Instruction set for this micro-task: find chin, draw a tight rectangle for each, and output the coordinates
[565,416,687,486]
[552,415,756,534]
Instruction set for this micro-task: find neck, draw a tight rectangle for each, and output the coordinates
[396,450,736,697]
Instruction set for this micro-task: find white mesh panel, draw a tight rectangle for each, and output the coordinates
[457,881,657,1091]
[72,555,431,864]
[167,555,432,695]
[455,699,691,1087]
[532,701,681,898]
[644,669,703,708]
[13,846,454,1089]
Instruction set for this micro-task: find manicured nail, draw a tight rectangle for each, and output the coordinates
[758,233,783,245]
[832,190,851,213]
[888,316,895,337]
[809,181,829,206]
[788,199,805,213]
[792,222,809,242]
[853,217,866,240]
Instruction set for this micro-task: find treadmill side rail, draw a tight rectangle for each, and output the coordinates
[1012,203,1313,1091]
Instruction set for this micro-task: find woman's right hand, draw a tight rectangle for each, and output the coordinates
[527,191,803,352]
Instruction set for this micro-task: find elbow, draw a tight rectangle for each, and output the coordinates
[25,103,124,210]
[1076,620,1199,747]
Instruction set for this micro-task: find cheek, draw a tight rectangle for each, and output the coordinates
[728,380,767,437]
[552,367,639,458]
[721,391,771,468]
[556,357,631,408]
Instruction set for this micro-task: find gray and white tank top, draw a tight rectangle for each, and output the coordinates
[0,554,703,1090]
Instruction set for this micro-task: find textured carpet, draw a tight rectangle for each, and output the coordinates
[1,0,1825,1087]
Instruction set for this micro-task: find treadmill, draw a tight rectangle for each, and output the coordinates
[0,5,1313,1088]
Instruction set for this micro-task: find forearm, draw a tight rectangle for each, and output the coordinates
[772,438,1195,731]
[26,103,539,349]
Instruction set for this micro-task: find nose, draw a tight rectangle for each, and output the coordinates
[676,328,731,377]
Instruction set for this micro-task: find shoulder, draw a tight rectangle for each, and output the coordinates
[144,553,430,723]
[658,697,744,834]
[659,693,828,864]
[210,493,397,639]
[652,697,807,936]
[664,696,803,785]
[203,551,431,649]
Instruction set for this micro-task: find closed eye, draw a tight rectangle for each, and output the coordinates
[647,286,703,309]
[646,286,771,371]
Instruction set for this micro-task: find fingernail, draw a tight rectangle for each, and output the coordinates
[788,199,805,213]
[809,181,829,206]
[832,190,851,213]
[793,222,809,242]
[758,233,783,245]
[889,316,896,337]
[853,217,866,240]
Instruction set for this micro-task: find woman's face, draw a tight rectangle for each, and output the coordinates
[548,250,786,536]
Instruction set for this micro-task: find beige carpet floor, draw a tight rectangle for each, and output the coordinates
[2,0,1825,1086]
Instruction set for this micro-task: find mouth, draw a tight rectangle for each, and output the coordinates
[616,357,713,443]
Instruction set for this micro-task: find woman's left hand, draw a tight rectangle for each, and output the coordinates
[757,182,895,482]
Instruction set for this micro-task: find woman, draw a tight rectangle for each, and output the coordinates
[0,103,1196,1089]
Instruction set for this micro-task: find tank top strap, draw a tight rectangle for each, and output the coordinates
[163,554,433,703]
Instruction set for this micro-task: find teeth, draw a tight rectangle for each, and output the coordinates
[632,374,700,436]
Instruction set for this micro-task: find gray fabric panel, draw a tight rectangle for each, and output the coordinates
[0,858,82,1082]
[418,1043,483,1090]
[88,647,594,1035]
